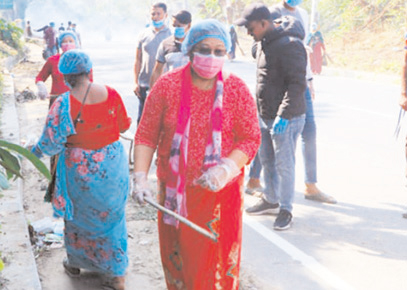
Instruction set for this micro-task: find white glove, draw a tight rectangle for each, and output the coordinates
[131,171,153,204]
[194,158,241,192]
[36,81,49,100]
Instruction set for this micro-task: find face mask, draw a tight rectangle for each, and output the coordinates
[192,52,225,79]
[152,19,165,28]
[61,42,76,52]
[174,27,186,39]
[286,0,303,7]
[174,27,185,39]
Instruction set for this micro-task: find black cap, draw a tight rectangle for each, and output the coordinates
[173,10,192,24]
[235,3,271,26]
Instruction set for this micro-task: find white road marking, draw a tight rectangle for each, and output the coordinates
[243,213,355,290]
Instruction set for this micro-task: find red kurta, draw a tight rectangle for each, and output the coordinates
[67,86,131,150]
[36,54,69,95]
[36,54,94,96]
[135,66,261,289]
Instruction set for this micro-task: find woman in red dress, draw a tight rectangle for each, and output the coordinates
[306,23,326,75]
[133,19,260,289]
[35,31,93,107]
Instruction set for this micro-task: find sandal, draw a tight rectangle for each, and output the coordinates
[304,192,337,204]
[102,276,125,290]
[245,187,264,197]
[63,257,80,278]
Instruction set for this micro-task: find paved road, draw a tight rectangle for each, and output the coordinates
[84,37,407,290]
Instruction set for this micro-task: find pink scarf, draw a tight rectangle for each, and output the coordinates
[164,63,224,226]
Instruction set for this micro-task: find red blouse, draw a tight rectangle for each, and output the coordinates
[36,54,94,96]
[135,67,261,184]
[67,86,131,149]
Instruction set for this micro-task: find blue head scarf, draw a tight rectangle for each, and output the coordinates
[58,49,92,74]
[182,19,231,54]
[58,31,78,49]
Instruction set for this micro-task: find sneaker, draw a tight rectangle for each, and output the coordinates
[245,198,280,215]
[273,209,293,231]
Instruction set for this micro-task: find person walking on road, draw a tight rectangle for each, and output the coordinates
[265,0,336,204]
[306,22,326,75]
[132,19,261,289]
[31,50,132,290]
[149,9,192,88]
[43,22,57,59]
[133,2,171,123]
[237,3,307,230]
[35,31,87,107]
[399,37,407,219]
[228,25,244,60]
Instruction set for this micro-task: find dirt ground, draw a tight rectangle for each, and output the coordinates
[11,42,263,290]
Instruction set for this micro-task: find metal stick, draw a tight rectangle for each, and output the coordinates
[144,197,218,242]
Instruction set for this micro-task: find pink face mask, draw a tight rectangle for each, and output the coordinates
[61,42,76,52]
[192,52,225,79]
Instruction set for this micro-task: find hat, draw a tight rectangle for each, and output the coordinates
[173,10,192,24]
[58,31,78,48]
[181,19,231,54]
[58,49,92,75]
[235,3,271,26]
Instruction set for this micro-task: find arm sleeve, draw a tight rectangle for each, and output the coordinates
[35,59,52,83]
[156,42,166,63]
[277,41,307,119]
[229,77,261,162]
[31,94,75,157]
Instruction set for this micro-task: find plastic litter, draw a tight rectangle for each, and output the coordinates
[31,217,54,234]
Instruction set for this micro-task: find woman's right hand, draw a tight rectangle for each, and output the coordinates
[131,171,153,204]
[36,81,49,100]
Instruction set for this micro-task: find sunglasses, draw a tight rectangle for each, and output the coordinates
[194,46,227,57]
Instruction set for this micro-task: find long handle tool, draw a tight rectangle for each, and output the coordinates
[144,197,218,242]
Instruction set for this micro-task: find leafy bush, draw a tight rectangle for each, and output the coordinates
[0,19,23,51]
[0,140,51,192]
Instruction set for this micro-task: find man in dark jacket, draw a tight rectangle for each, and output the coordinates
[236,3,307,230]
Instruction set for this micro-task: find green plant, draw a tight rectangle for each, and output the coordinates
[0,140,51,191]
[0,18,23,51]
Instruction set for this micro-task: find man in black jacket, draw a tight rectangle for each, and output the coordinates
[236,3,307,230]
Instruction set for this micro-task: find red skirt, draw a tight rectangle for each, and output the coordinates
[157,177,243,290]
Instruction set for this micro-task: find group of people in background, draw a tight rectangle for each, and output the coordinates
[28,1,344,289]
[26,20,82,60]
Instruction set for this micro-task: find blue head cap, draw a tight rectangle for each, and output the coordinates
[49,22,55,27]
[58,49,92,74]
[58,31,78,48]
[286,0,303,7]
[182,19,231,54]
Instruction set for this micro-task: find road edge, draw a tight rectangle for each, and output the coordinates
[0,70,42,290]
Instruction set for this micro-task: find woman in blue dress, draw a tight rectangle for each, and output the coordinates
[32,50,131,290]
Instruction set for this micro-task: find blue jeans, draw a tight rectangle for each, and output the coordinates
[249,87,316,184]
[249,152,262,179]
[259,115,305,212]
[301,87,317,183]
